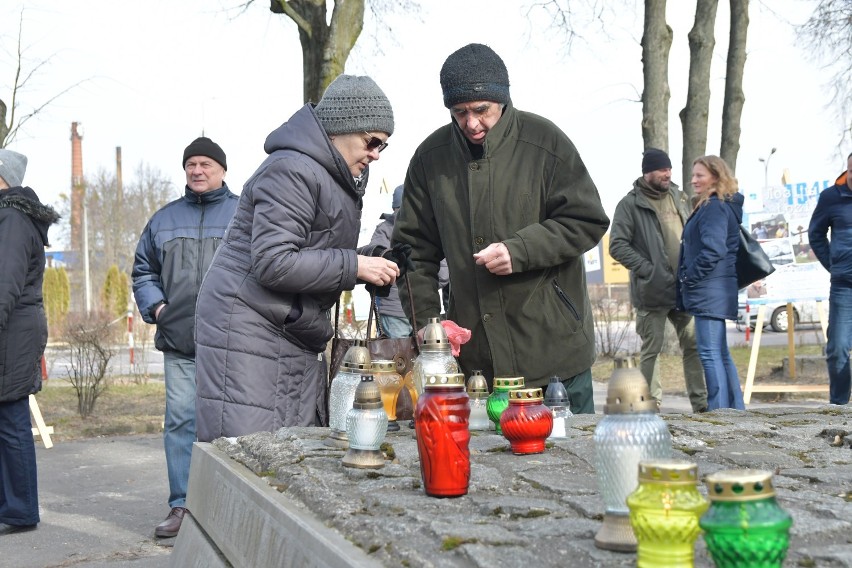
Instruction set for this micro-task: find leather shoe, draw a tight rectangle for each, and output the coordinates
[154,507,186,538]
[0,523,37,536]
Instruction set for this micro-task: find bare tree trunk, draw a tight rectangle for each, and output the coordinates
[641,0,673,152]
[720,0,749,172]
[679,0,719,196]
[272,0,365,103]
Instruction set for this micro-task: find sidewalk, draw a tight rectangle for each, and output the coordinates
[7,435,173,568]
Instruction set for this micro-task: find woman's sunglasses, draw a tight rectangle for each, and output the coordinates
[364,132,389,153]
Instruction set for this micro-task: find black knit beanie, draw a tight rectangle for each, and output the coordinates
[183,137,227,171]
[315,75,395,136]
[642,148,672,174]
[440,44,510,108]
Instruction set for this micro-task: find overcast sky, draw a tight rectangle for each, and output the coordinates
[1,0,844,250]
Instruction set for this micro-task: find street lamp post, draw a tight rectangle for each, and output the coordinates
[759,147,777,189]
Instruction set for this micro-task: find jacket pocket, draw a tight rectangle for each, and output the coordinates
[552,279,581,321]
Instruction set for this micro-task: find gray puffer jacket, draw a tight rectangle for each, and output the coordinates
[609,179,691,310]
[195,104,363,442]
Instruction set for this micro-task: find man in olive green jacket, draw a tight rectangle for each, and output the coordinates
[609,148,707,413]
[393,44,609,413]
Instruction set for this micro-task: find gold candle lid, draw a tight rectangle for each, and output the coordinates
[352,376,383,410]
[421,317,451,352]
[603,364,656,414]
[705,469,776,501]
[637,460,699,484]
[371,360,397,373]
[341,339,371,371]
[423,373,466,388]
[466,370,489,396]
[508,388,543,402]
[494,376,524,390]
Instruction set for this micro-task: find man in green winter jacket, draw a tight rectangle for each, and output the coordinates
[609,148,707,413]
[393,43,609,413]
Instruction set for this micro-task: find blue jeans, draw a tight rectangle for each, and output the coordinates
[694,316,744,410]
[0,397,39,525]
[378,314,412,339]
[163,351,196,508]
[826,285,852,405]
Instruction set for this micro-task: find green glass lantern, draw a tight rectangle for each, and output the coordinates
[627,460,708,567]
[699,470,793,568]
[485,376,524,434]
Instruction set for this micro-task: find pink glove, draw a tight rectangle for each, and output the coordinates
[441,320,471,357]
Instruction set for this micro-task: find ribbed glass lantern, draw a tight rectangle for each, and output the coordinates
[466,370,492,431]
[627,460,708,567]
[544,376,572,439]
[485,376,524,434]
[325,340,371,449]
[411,318,459,395]
[500,388,553,455]
[342,376,388,469]
[594,356,672,552]
[700,470,793,567]
[372,359,407,432]
[414,373,470,497]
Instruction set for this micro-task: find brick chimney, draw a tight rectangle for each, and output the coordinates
[70,122,84,252]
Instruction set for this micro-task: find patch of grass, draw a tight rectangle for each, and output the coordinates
[441,536,478,551]
[593,345,825,395]
[35,382,165,441]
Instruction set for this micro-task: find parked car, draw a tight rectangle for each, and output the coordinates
[737,262,830,332]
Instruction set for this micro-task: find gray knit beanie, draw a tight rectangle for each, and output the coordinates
[440,44,510,108]
[315,75,395,136]
[0,149,27,188]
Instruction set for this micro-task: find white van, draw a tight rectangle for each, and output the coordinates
[737,261,830,332]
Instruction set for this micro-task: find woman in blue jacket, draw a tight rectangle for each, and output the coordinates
[677,155,745,410]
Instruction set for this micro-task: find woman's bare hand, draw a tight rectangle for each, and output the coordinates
[357,255,400,286]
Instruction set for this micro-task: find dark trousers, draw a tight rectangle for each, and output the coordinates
[0,396,39,526]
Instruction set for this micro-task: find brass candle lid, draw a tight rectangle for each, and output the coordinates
[371,360,396,373]
[603,364,656,414]
[423,373,465,388]
[341,340,371,371]
[508,388,543,403]
[466,370,489,397]
[494,376,524,390]
[421,317,451,352]
[637,460,699,484]
[705,469,776,501]
[352,376,383,410]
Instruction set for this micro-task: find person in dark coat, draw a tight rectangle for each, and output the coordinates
[195,74,399,442]
[393,44,609,413]
[677,155,744,411]
[808,154,852,405]
[0,149,60,534]
[610,148,707,413]
[132,136,238,538]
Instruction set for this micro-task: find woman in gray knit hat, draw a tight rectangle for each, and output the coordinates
[195,74,401,440]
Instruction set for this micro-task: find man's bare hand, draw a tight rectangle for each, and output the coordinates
[473,242,513,275]
[357,255,400,286]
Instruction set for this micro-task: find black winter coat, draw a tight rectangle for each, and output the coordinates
[0,187,59,402]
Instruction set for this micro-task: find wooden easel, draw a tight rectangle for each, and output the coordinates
[30,395,54,449]
[742,298,830,404]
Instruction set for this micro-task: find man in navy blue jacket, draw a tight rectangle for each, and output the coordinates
[808,153,852,405]
[132,137,238,537]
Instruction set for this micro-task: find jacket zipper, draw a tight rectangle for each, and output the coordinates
[552,279,580,320]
